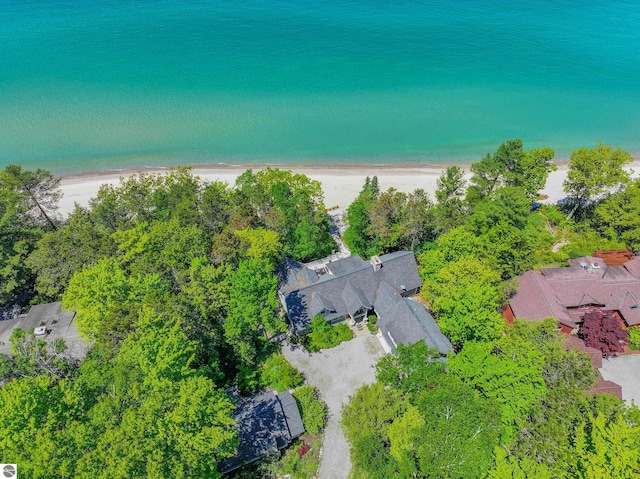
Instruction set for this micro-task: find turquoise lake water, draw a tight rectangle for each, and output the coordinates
[2,1,640,173]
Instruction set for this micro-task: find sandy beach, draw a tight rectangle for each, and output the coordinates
[56,162,638,217]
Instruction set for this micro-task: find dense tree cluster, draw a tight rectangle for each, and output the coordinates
[563,143,632,220]
[343,320,640,478]
[341,140,640,478]
[0,166,61,306]
[0,166,336,476]
[343,176,436,257]
[1,138,639,477]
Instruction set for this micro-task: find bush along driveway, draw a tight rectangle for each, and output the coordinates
[282,334,383,479]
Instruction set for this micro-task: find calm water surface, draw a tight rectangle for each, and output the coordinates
[1,1,640,172]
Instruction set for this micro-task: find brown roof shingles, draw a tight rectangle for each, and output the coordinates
[510,256,640,327]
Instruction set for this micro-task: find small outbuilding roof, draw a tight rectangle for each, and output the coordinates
[218,390,305,475]
[278,391,305,439]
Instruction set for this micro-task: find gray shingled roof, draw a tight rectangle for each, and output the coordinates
[326,255,368,276]
[342,281,372,317]
[278,258,318,291]
[375,282,453,355]
[218,391,304,475]
[309,292,336,317]
[278,391,305,439]
[279,251,422,333]
[0,302,86,359]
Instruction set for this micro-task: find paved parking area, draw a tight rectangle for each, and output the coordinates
[282,335,383,479]
[600,355,640,406]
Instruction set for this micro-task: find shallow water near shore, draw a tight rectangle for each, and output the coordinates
[2,1,640,173]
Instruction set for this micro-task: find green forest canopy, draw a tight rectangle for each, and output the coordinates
[0,139,639,476]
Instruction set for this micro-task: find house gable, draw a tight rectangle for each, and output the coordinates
[341,281,372,318]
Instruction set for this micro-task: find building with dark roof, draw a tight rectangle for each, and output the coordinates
[509,255,640,332]
[0,302,86,359]
[218,390,305,475]
[278,251,453,355]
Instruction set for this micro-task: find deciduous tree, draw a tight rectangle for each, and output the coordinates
[422,256,504,348]
[578,309,628,356]
[595,179,640,250]
[563,143,632,219]
[449,338,547,440]
[342,382,407,479]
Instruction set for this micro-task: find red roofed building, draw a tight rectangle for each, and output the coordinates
[509,255,640,333]
[506,252,640,401]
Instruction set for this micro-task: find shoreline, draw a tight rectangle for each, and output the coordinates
[56,160,640,217]
[47,147,640,180]
[56,161,476,180]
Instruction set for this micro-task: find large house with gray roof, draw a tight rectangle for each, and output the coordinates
[277,251,453,355]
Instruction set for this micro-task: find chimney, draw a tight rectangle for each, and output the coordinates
[371,255,382,271]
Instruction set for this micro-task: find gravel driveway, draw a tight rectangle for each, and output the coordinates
[600,355,640,406]
[282,335,383,479]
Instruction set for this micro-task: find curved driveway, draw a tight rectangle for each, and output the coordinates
[282,335,383,479]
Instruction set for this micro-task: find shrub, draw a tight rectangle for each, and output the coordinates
[261,353,303,392]
[297,444,310,456]
[367,314,378,332]
[305,315,353,352]
[293,385,327,435]
[628,327,640,349]
[335,323,353,343]
[578,310,628,356]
